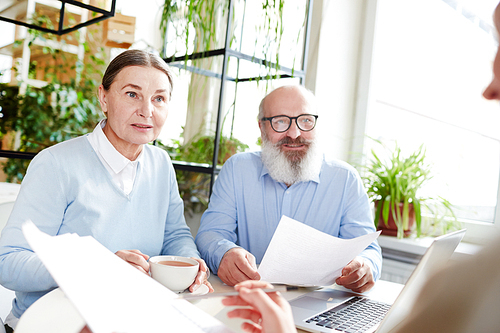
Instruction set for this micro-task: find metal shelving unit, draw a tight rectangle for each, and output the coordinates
[165,0,313,194]
[0,0,313,197]
[0,0,115,36]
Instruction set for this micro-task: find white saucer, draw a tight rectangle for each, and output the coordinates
[180,284,209,303]
[182,283,210,296]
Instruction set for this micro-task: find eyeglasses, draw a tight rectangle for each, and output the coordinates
[261,114,318,133]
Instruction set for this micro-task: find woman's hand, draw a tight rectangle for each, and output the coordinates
[115,249,150,275]
[189,257,214,293]
[222,280,297,333]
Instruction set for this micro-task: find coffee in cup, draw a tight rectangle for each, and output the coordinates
[149,255,199,292]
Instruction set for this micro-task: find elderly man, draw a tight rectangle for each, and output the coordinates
[195,85,381,292]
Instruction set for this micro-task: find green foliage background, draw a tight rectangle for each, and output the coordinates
[159,134,248,215]
[0,27,107,183]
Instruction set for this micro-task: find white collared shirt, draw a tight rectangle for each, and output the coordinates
[87,119,142,195]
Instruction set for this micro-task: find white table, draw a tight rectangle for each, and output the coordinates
[0,182,20,321]
[15,276,403,333]
[0,181,20,229]
[0,182,21,205]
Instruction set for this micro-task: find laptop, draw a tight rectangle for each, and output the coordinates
[290,229,467,333]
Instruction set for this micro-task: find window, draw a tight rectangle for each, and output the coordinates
[363,0,500,242]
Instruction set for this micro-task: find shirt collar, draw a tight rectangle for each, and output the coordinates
[310,167,321,183]
[91,119,143,174]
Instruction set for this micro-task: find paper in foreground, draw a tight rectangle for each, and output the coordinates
[22,221,231,333]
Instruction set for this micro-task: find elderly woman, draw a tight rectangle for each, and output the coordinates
[0,49,211,332]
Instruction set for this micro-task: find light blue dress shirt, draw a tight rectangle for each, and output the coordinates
[195,151,382,280]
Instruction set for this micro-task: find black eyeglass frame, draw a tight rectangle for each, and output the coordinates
[260,114,319,133]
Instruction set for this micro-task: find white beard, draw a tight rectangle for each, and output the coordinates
[261,136,323,185]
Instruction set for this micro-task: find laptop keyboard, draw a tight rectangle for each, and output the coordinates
[305,296,391,333]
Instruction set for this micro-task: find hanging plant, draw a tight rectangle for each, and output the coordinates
[159,0,309,79]
[160,0,229,59]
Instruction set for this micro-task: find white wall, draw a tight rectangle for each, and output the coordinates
[306,0,374,163]
[115,0,165,52]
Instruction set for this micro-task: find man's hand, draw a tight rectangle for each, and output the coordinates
[222,280,297,333]
[189,257,214,293]
[115,249,150,275]
[335,256,375,293]
[217,247,261,286]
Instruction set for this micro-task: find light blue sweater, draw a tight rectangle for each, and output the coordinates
[0,136,199,319]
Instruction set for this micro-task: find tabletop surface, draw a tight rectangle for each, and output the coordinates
[15,275,403,333]
[0,182,20,204]
[2,181,404,332]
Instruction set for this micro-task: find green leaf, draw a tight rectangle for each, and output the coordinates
[382,196,390,226]
[414,197,422,237]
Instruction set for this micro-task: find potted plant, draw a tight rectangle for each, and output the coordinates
[360,140,458,239]
[159,133,249,215]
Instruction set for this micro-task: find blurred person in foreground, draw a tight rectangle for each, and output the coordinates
[0,49,211,333]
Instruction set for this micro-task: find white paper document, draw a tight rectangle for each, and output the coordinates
[22,221,231,333]
[258,216,381,286]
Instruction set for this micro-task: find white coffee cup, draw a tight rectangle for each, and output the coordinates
[149,255,199,292]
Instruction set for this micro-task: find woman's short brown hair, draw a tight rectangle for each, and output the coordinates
[101,50,174,98]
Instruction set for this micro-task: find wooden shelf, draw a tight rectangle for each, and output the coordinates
[0,43,16,57]
[0,0,88,86]
[103,13,135,49]
[0,37,79,58]
[0,0,29,20]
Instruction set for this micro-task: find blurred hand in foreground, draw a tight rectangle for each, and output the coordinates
[222,280,297,333]
[115,249,150,274]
